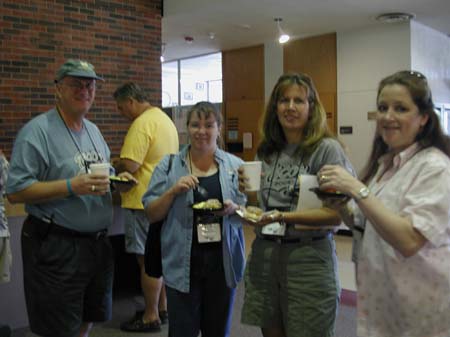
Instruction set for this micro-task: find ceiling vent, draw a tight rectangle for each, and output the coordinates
[376,12,415,23]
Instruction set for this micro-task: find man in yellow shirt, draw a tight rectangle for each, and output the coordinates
[113,83,179,332]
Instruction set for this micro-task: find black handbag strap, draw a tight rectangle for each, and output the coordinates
[144,153,175,278]
[166,154,174,174]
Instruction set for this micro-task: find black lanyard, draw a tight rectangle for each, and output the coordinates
[57,108,101,173]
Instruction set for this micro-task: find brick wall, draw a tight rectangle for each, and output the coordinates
[0,0,162,158]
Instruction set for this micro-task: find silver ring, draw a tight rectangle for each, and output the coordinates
[91,185,96,192]
[320,175,328,181]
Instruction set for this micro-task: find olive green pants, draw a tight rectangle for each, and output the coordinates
[241,236,340,337]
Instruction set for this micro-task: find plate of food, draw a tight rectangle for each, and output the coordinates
[191,198,224,212]
[109,176,136,185]
[236,206,264,223]
[309,187,347,199]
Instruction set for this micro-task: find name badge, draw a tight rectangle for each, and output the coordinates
[261,222,286,236]
[197,223,222,243]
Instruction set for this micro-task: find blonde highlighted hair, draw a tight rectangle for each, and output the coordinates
[257,72,333,161]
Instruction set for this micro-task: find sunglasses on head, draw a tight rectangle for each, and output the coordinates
[398,70,427,81]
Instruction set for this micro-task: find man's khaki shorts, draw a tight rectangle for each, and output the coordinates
[0,236,12,283]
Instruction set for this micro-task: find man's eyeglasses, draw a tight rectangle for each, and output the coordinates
[58,80,96,91]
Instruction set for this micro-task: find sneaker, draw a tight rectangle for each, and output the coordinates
[159,310,169,324]
[120,317,161,333]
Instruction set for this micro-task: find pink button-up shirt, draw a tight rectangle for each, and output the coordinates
[356,143,450,337]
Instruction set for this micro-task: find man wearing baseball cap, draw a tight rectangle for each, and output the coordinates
[7,59,134,337]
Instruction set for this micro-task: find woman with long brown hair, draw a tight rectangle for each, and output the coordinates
[318,70,450,337]
[240,73,354,337]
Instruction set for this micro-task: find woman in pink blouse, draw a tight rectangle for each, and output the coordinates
[317,70,450,337]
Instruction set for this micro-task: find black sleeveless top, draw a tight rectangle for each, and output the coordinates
[192,170,223,247]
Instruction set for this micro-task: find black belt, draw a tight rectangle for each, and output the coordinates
[27,215,108,240]
[261,233,330,244]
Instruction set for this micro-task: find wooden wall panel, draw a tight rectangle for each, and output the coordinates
[283,33,337,133]
[223,45,265,101]
[320,92,337,133]
[225,100,265,161]
[222,45,265,160]
[5,200,25,217]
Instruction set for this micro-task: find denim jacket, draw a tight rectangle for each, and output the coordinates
[142,146,247,293]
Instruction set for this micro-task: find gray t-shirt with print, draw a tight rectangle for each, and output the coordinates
[6,108,113,232]
[257,138,354,238]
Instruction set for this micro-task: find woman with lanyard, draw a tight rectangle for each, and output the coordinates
[318,70,450,337]
[143,101,246,337]
[240,73,354,337]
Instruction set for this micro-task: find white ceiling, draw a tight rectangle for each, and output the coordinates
[162,0,450,62]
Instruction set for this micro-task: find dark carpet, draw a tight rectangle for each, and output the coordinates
[14,283,356,337]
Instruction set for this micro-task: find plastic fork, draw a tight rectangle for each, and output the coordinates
[196,185,209,198]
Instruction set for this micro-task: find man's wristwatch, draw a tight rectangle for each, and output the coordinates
[355,186,370,201]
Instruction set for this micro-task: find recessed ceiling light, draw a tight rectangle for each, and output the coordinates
[376,12,415,23]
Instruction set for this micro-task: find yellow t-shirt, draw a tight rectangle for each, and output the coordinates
[120,107,179,209]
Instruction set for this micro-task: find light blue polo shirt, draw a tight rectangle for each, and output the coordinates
[6,108,113,232]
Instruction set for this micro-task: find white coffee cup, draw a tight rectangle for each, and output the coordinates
[89,163,110,176]
[242,161,262,191]
[89,163,111,192]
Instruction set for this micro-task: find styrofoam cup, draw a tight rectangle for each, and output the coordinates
[89,163,111,192]
[89,163,110,176]
[242,161,262,191]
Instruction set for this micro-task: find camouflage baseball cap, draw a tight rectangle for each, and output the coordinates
[55,59,104,82]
